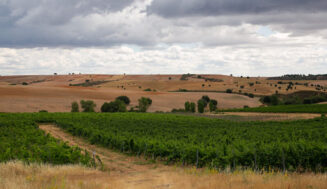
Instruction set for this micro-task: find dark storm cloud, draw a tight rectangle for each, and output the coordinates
[147,0,327,17]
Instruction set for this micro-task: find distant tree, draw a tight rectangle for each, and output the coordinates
[197,99,206,113]
[248,93,254,98]
[71,101,79,112]
[22,82,28,85]
[80,100,96,112]
[185,101,191,112]
[101,100,126,112]
[190,102,196,113]
[226,89,233,93]
[271,95,279,105]
[201,95,210,107]
[168,77,172,80]
[209,99,218,112]
[138,97,152,112]
[116,96,130,105]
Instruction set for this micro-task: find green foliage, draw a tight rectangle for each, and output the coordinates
[197,99,205,113]
[116,96,130,105]
[144,88,152,91]
[201,95,210,106]
[209,99,218,112]
[226,89,233,93]
[39,110,48,113]
[70,80,108,87]
[184,101,191,112]
[0,116,92,166]
[224,104,327,113]
[190,102,196,113]
[22,82,28,85]
[101,100,126,113]
[80,100,96,112]
[19,112,327,171]
[138,97,152,112]
[71,101,79,112]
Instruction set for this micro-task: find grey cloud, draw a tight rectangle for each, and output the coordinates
[147,0,327,17]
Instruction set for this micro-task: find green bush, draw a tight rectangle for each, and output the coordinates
[184,101,191,112]
[138,97,152,112]
[80,100,96,112]
[71,101,79,112]
[197,99,206,113]
[116,96,130,105]
[101,100,126,113]
[226,89,233,93]
[190,102,196,113]
[209,99,218,112]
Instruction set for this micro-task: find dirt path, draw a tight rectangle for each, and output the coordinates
[39,124,177,188]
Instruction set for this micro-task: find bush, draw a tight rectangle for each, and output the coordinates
[144,88,152,91]
[184,101,191,112]
[248,93,254,98]
[138,97,152,112]
[197,99,206,113]
[71,101,79,112]
[22,82,28,85]
[190,102,196,113]
[209,99,218,112]
[101,100,126,112]
[80,100,96,112]
[226,89,233,93]
[39,110,48,113]
[116,96,130,105]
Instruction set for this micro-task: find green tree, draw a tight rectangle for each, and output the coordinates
[201,95,210,107]
[209,99,218,112]
[71,101,79,112]
[185,101,191,112]
[138,97,152,112]
[115,96,130,105]
[190,102,196,113]
[197,99,205,113]
[101,100,126,112]
[80,100,96,112]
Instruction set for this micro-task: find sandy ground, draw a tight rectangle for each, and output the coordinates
[12,124,323,189]
[0,74,325,113]
[0,85,261,113]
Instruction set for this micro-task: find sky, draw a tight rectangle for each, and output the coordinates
[0,0,327,76]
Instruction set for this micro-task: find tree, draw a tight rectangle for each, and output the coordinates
[80,100,96,112]
[138,97,152,112]
[185,101,191,112]
[101,100,126,112]
[71,101,79,112]
[115,96,130,105]
[226,89,233,93]
[190,102,196,113]
[201,95,210,107]
[209,99,218,112]
[197,99,206,113]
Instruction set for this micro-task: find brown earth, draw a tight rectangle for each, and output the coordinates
[0,74,326,113]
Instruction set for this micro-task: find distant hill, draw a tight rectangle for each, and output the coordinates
[268,74,327,80]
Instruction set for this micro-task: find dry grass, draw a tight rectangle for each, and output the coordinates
[1,162,326,189]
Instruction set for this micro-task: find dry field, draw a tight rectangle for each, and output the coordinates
[0,74,325,113]
[1,124,325,189]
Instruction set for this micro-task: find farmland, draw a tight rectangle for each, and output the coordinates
[224,104,327,113]
[2,113,326,172]
[0,114,93,166]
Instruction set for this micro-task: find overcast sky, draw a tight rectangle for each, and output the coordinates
[0,0,326,76]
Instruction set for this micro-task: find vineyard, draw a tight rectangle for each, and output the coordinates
[0,114,94,166]
[223,104,327,113]
[1,112,324,172]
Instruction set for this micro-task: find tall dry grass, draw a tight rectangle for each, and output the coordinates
[1,162,327,189]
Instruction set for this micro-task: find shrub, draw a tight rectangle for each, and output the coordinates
[22,82,28,85]
[197,99,206,113]
[209,99,218,112]
[116,96,130,105]
[39,110,48,113]
[226,89,233,93]
[101,100,126,112]
[190,102,196,113]
[248,93,254,98]
[71,101,79,112]
[80,100,96,112]
[138,97,152,112]
[184,101,191,112]
[201,95,210,106]
[144,88,152,91]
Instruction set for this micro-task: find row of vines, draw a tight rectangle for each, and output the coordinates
[23,112,327,172]
[0,114,94,166]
